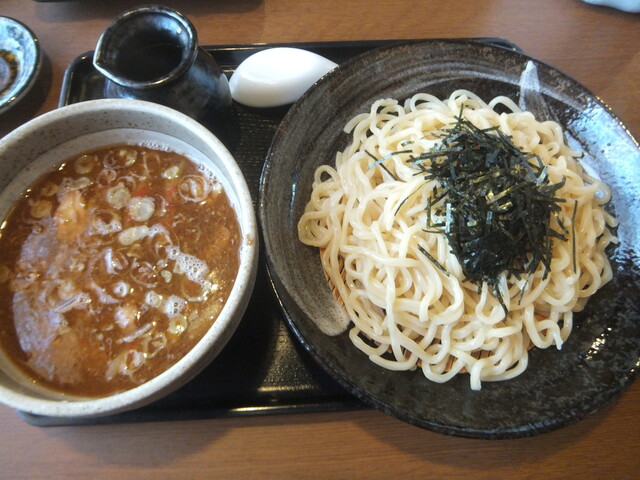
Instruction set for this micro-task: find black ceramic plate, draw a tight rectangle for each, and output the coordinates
[259,39,640,439]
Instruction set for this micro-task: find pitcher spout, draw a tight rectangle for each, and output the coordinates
[94,5,197,88]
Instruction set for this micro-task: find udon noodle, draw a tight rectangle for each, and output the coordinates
[297,90,617,390]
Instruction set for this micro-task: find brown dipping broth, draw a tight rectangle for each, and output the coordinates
[0,145,241,397]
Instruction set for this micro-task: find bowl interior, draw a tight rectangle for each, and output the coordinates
[0,99,258,417]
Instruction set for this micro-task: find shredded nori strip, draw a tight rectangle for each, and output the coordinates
[412,115,567,309]
[417,244,449,276]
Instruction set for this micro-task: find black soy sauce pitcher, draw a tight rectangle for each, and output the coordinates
[93,5,231,122]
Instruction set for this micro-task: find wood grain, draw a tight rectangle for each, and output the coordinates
[0,0,638,478]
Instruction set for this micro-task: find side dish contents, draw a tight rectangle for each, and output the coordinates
[0,50,17,95]
[298,90,618,390]
[0,145,241,397]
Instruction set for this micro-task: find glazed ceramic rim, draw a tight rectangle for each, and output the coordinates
[0,99,258,418]
[93,5,199,89]
[0,16,42,115]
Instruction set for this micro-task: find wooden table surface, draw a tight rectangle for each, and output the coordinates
[0,1,639,478]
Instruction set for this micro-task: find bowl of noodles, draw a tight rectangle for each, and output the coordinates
[0,98,258,418]
[259,39,640,438]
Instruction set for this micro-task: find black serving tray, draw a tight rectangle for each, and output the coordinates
[19,38,521,426]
